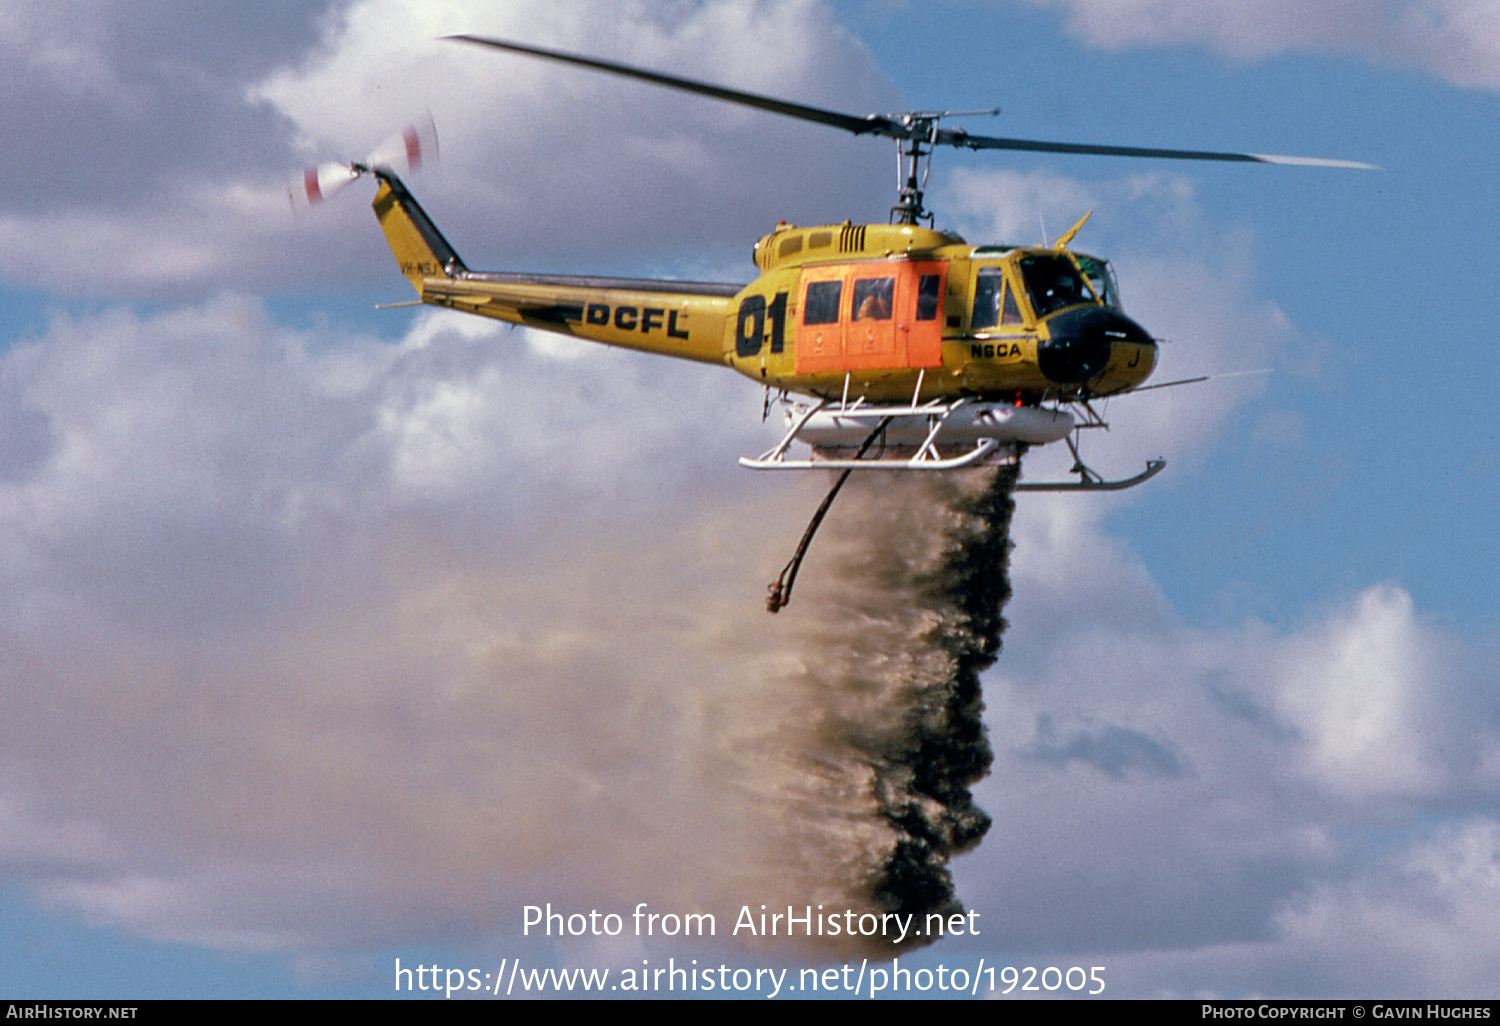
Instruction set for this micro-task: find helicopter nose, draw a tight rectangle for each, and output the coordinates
[1038,306,1153,385]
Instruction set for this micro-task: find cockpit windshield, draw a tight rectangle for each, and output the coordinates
[1018,253,1096,318]
[1074,254,1123,310]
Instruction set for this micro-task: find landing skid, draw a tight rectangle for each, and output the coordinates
[741,438,1004,471]
[739,395,1163,488]
[1014,457,1166,491]
[1014,433,1165,491]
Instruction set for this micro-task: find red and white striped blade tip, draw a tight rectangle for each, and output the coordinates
[292,161,360,208]
[366,117,438,176]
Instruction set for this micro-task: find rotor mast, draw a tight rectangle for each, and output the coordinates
[890,110,999,225]
[892,117,937,225]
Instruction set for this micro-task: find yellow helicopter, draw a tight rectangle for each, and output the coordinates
[301,36,1371,490]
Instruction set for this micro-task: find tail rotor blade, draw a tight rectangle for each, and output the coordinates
[365,114,438,177]
[291,161,360,208]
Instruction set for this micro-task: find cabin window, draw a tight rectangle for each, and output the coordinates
[916,274,941,321]
[1019,254,1094,318]
[803,280,842,324]
[851,277,894,321]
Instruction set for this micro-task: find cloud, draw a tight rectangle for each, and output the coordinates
[1101,817,1500,996]
[0,0,335,207]
[1027,0,1500,91]
[1271,819,1500,995]
[0,294,802,952]
[947,464,1499,976]
[257,0,900,271]
[0,0,898,296]
[1274,585,1456,798]
[1021,714,1189,780]
[0,294,1013,962]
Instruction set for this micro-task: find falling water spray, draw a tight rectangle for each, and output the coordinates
[772,463,1017,947]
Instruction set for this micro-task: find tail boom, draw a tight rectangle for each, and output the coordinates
[371,172,737,365]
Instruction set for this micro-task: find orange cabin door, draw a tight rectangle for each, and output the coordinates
[794,262,945,375]
[794,265,847,374]
[844,273,898,370]
[901,262,945,369]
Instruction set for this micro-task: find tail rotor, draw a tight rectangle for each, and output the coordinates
[290,114,438,208]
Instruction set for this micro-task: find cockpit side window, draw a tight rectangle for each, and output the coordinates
[972,266,1004,329]
[973,265,1025,330]
[1019,254,1095,318]
[1002,287,1022,325]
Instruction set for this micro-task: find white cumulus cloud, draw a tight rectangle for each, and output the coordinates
[1028,0,1500,91]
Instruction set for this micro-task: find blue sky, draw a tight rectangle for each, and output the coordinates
[3,0,1500,1000]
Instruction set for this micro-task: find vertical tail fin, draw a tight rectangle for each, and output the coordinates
[371,171,467,294]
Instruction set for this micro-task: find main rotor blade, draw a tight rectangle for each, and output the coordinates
[446,34,897,137]
[447,35,1376,170]
[934,127,1378,169]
